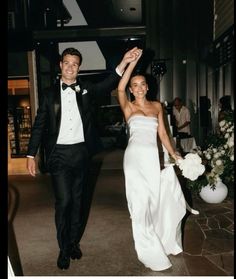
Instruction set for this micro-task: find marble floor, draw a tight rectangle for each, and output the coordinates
[181,193,234,276]
[8,149,234,277]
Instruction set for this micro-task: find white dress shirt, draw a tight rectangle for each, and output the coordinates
[57,80,85,144]
[173,105,191,134]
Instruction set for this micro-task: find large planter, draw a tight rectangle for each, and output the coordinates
[199,179,228,203]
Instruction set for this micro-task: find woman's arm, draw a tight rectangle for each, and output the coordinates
[117,49,142,120]
[156,103,181,161]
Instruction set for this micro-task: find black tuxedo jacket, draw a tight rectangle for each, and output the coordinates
[27,71,121,163]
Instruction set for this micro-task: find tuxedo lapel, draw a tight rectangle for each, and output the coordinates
[75,86,83,118]
[53,82,61,132]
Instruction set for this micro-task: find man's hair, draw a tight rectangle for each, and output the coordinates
[174,97,182,103]
[60,48,83,66]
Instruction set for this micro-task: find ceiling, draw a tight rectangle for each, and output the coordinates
[8,0,151,72]
[75,0,144,27]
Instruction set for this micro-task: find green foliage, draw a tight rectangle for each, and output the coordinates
[186,175,208,193]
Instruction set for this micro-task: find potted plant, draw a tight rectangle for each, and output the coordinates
[177,114,234,203]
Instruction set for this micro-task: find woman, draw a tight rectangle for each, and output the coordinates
[117,49,187,271]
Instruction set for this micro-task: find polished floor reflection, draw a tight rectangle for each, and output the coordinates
[8,149,234,276]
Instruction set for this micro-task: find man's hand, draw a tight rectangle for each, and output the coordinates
[177,121,190,130]
[27,157,36,177]
[123,47,142,64]
[117,47,143,74]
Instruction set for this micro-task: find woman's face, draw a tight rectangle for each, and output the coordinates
[129,75,148,99]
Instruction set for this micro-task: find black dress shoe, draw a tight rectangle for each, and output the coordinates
[70,244,82,260]
[57,251,70,269]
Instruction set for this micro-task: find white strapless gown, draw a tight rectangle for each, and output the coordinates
[124,115,187,271]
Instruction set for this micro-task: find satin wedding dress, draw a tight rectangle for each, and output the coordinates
[123,115,187,271]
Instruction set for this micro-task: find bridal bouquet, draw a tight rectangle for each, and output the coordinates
[176,153,206,181]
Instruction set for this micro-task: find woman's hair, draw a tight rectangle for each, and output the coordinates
[60,47,83,66]
[129,72,147,86]
[219,95,232,111]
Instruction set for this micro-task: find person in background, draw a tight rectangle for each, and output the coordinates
[172,97,191,138]
[26,46,140,270]
[218,95,234,122]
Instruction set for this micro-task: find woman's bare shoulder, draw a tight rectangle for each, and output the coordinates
[151,100,162,109]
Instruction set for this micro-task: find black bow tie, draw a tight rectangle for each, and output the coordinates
[62,82,77,91]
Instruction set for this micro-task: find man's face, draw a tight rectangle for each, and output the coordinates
[60,54,80,83]
[174,100,182,111]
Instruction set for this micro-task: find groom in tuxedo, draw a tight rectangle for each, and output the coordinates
[27,46,140,269]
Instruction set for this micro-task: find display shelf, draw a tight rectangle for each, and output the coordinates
[8,106,32,157]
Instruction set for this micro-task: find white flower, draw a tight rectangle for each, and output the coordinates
[205,153,211,160]
[230,154,234,161]
[227,137,234,148]
[215,159,222,166]
[177,153,205,181]
[213,152,220,159]
[220,127,225,132]
[219,120,226,127]
[75,85,81,92]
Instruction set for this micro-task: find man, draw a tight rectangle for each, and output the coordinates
[172,97,191,138]
[27,46,140,269]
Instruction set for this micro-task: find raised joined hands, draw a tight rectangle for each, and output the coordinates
[123,47,143,64]
[117,47,143,74]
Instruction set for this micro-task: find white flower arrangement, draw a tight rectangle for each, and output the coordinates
[176,153,205,181]
[180,115,234,192]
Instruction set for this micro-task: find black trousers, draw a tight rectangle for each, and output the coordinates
[47,143,89,253]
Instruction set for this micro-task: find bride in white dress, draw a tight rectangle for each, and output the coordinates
[117,48,188,271]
